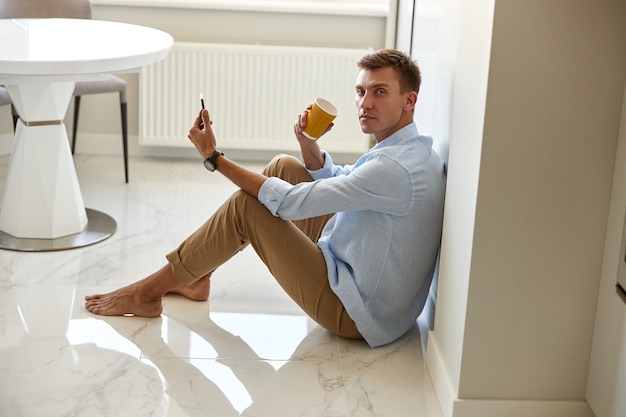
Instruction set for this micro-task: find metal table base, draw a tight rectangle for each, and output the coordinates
[0,208,116,252]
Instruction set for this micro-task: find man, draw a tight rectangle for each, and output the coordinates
[85,48,446,348]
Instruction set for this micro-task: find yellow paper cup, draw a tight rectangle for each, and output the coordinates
[303,98,338,140]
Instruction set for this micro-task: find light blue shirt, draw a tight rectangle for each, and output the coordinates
[258,123,446,347]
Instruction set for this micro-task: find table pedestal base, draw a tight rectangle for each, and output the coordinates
[0,208,116,252]
[1,82,89,239]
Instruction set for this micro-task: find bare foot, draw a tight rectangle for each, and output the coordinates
[85,266,211,317]
[86,265,180,317]
[167,275,211,301]
[85,281,163,317]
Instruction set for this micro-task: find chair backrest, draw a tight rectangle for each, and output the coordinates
[0,0,92,19]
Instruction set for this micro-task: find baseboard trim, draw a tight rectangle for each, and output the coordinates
[425,332,595,417]
[452,399,594,417]
[0,132,369,167]
[66,133,362,164]
[426,332,456,417]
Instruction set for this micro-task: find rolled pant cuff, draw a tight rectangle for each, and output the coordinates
[165,249,199,285]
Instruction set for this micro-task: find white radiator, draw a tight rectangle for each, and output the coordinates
[139,42,370,154]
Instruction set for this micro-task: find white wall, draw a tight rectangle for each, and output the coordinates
[426,1,626,416]
[426,1,492,413]
[586,83,626,417]
[395,0,448,162]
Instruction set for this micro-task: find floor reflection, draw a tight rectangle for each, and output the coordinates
[81,299,346,417]
[1,285,164,416]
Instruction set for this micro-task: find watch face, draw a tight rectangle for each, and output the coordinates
[203,158,216,171]
[203,150,222,172]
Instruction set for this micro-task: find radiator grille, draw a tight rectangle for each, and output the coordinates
[139,42,370,154]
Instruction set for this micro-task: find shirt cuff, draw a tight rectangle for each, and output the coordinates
[307,150,334,180]
[258,177,293,216]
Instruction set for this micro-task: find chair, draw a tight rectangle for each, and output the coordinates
[0,86,18,130]
[0,0,129,183]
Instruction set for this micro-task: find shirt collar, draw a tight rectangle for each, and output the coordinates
[371,123,419,150]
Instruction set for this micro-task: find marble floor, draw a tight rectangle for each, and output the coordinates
[0,154,443,417]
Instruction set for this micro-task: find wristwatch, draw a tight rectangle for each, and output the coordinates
[203,150,224,172]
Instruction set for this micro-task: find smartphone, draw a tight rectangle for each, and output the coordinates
[200,93,205,128]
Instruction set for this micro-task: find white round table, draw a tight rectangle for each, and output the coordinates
[0,18,173,251]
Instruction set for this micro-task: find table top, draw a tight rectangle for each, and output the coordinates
[0,18,173,78]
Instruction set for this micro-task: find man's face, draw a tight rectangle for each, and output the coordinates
[355,66,415,142]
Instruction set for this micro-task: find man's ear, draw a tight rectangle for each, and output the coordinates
[405,91,418,111]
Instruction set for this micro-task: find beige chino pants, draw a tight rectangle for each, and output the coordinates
[166,154,362,340]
